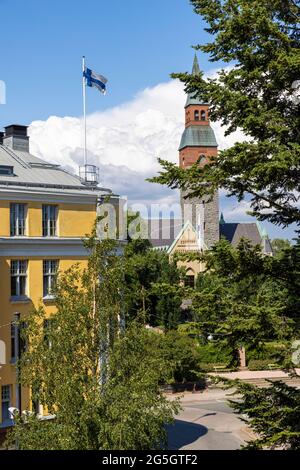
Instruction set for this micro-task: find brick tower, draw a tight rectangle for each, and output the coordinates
[179,55,219,248]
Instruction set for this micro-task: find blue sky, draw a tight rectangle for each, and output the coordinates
[0,0,296,241]
[1,0,211,124]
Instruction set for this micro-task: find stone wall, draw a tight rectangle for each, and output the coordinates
[181,190,220,249]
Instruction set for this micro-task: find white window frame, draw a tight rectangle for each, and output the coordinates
[10,203,26,236]
[43,260,58,298]
[42,205,58,237]
[10,260,28,298]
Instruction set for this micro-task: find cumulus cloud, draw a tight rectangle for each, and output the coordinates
[28,77,246,210]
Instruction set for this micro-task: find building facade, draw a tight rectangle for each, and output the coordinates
[0,124,120,426]
[179,55,219,249]
[149,55,273,284]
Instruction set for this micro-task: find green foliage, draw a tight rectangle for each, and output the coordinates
[147,0,300,448]
[247,359,279,371]
[192,238,296,365]
[197,343,232,364]
[150,0,300,228]
[246,342,287,361]
[229,380,300,449]
[271,238,292,257]
[8,237,180,450]
[158,330,202,383]
[124,239,185,329]
[94,324,181,450]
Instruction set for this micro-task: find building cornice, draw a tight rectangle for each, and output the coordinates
[0,187,102,205]
[0,237,89,257]
[0,237,127,257]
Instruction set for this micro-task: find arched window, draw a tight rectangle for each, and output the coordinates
[199,154,206,164]
[185,269,195,288]
[201,110,206,121]
[194,110,199,121]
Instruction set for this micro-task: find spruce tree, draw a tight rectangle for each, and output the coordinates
[150,0,300,227]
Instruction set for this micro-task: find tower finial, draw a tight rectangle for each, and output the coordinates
[192,53,200,75]
[220,212,226,225]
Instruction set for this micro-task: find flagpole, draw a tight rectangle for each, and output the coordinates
[82,56,87,167]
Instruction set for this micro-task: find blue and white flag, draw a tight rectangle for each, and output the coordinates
[83,67,108,94]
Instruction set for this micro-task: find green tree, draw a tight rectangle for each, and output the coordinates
[124,239,185,329]
[192,238,294,366]
[271,238,292,257]
[159,330,202,383]
[150,0,300,228]
[7,236,179,450]
[229,379,300,449]
[148,0,300,447]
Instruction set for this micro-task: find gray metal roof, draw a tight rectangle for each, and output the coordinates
[0,144,108,196]
[185,92,208,108]
[220,222,273,254]
[179,126,218,150]
[149,219,273,255]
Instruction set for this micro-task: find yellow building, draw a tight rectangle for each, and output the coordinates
[0,124,119,427]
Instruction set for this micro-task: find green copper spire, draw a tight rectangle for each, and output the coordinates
[192,53,200,75]
[220,212,226,225]
[185,53,206,107]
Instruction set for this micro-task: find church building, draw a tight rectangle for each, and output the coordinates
[149,55,273,284]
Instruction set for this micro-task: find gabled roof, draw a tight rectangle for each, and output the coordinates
[148,218,207,253]
[0,144,109,196]
[148,217,273,255]
[167,220,200,254]
[220,222,273,254]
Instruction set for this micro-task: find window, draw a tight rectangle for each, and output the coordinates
[11,315,22,362]
[11,260,27,297]
[0,165,14,175]
[1,385,11,423]
[199,154,206,164]
[42,205,57,237]
[43,319,54,348]
[11,322,16,361]
[43,260,58,297]
[10,203,26,236]
[201,110,206,121]
[185,275,195,288]
[194,110,199,121]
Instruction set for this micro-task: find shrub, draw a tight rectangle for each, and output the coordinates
[247,359,280,371]
[158,331,201,383]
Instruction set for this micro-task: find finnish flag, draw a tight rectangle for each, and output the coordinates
[83,67,108,94]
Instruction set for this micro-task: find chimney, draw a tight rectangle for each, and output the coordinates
[3,124,29,153]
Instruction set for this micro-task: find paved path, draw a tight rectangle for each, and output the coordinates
[210,368,300,380]
[167,389,252,450]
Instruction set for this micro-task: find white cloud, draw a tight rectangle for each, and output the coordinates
[28,77,246,209]
[222,199,253,221]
